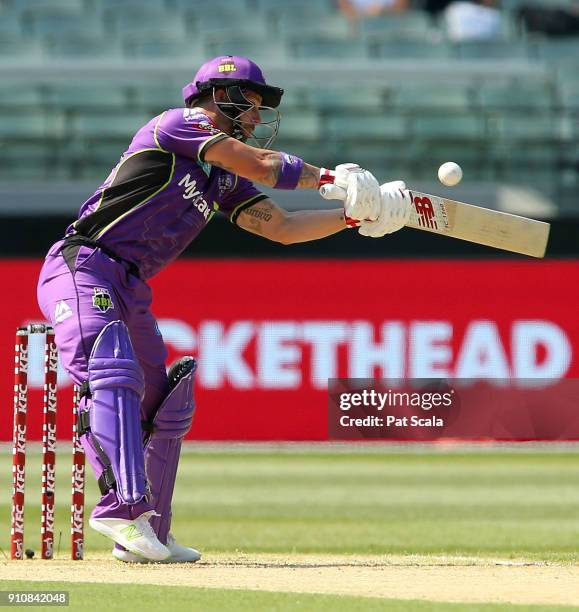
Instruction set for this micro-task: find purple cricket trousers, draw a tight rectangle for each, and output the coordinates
[37,240,170,520]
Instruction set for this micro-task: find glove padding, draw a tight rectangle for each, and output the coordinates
[329,163,381,222]
[358,181,411,238]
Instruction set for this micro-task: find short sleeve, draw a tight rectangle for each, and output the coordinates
[218,175,269,225]
[154,108,228,161]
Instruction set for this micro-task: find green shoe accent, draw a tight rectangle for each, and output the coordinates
[119,524,143,541]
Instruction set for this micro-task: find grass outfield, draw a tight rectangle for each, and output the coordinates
[1,448,579,610]
[0,581,576,611]
[1,449,579,559]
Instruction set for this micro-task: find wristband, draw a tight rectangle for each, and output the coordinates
[274,152,304,190]
[318,167,335,188]
[344,215,360,228]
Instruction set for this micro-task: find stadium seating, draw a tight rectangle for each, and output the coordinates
[0,0,575,207]
[326,114,408,141]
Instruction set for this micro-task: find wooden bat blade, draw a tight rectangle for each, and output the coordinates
[407,191,550,258]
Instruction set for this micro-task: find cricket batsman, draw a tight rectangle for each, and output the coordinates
[37,55,411,563]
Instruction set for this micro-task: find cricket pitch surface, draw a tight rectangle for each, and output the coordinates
[2,553,578,606]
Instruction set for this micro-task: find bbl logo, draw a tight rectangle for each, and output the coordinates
[92,287,114,313]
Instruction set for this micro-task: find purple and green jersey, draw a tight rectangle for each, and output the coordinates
[68,109,267,279]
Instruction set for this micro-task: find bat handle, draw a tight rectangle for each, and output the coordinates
[319,184,347,201]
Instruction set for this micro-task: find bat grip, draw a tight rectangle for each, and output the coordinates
[319,184,347,201]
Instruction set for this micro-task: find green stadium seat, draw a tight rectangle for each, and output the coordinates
[13,0,85,11]
[499,143,559,167]
[494,113,557,141]
[278,88,310,109]
[414,141,491,173]
[476,82,555,111]
[559,83,579,111]
[452,41,529,60]
[290,38,367,60]
[0,163,52,181]
[338,143,415,177]
[46,84,130,111]
[0,36,44,60]
[25,11,104,37]
[0,142,52,167]
[203,35,287,61]
[412,114,486,140]
[326,113,407,141]
[75,141,127,176]
[374,40,451,59]
[131,83,184,112]
[277,13,350,38]
[45,36,124,60]
[100,0,168,11]
[360,12,432,40]
[0,13,23,35]
[258,0,331,16]
[536,37,579,62]
[108,11,187,38]
[0,85,42,108]
[275,142,328,167]
[394,86,472,110]
[277,110,321,141]
[0,112,64,139]
[173,0,250,12]
[500,170,558,200]
[126,37,203,60]
[308,86,389,111]
[74,112,153,140]
[188,11,267,36]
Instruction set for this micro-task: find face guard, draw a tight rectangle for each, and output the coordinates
[183,56,284,149]
[212,84,280,149]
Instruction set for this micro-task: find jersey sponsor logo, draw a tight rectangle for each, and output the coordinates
[54,300,73,324]
[178,174,211,220]
[92,287,114,313]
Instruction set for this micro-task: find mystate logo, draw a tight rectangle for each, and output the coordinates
[178,174,212,221]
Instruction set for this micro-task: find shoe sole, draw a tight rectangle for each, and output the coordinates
[89,519,170,561]
[112,548,201,564]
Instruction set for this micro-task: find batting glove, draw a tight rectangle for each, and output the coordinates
[319,164,381,222]
[358,181,411,238]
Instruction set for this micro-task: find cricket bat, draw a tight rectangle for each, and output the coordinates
[406,191,550,258]
[320,185,550,258]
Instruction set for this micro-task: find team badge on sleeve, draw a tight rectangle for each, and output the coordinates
[218,174,234,195]
[92,287,115,313]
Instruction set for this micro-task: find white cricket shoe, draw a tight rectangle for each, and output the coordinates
[89,510,170,561]
[112,533,201,564]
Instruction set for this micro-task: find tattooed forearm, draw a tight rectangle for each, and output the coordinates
[246,205,273,222]
[297,163,320,189]
[262,151,282,186]
[242,201,276,235]
[260,153,319,189]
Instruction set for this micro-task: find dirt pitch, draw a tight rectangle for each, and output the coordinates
[2,554,579,606]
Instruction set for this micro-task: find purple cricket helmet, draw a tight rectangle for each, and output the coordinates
[183,55,284,148]
[183,55,283,108]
